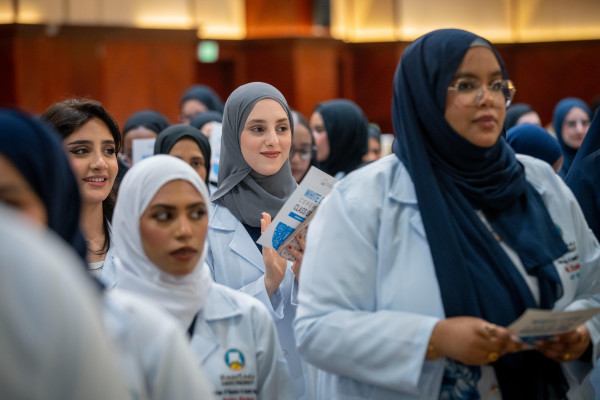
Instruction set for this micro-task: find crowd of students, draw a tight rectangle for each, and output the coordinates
[2,27,600,400]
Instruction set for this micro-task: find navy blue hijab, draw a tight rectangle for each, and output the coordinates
[506,123,562,168]
[552,97,592,177]
[392,29,568,398]
[0,109,87,261]
[503,103,535,132]
[566,111,600,241]
[122,110,170,136]
[153,124,212,186]
[180,85,225,113]
[190,110,223,131]
[314,99,368,177]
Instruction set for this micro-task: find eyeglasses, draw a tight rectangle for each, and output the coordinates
[447,78,516,107]
[290,146,314,161]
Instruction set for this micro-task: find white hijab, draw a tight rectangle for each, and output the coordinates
[113,155,212,329]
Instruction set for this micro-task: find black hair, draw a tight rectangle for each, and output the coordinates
[41,98,120,257]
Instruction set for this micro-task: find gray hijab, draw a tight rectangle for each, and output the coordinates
[210,82,297,227]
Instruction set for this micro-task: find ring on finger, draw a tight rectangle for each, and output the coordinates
[485,324,497,338]
[487,351,499,363]
[563,353,570,361]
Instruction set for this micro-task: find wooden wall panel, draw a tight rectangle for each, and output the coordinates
[3,24,600,137]
[102,42,154,126]
[148,40,198,122]
[0,26,17,107]
[291,39,342,118]
[242,39,296,104]
[245,0,313,38]
[349,42,406,133]
[498,41,600,125]
[194,60,238,107]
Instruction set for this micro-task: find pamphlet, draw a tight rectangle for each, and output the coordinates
[257,166,337,261]
[132,138,156,165]
[508,307,600,338]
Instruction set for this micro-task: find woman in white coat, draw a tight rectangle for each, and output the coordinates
[0,109,214,400]
[294,29,600,399]
[0,205,130,400]
[113,154,295,400]
[207,82,315,399]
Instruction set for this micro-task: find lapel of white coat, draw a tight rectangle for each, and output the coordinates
[190,285,243,364]
[229,220,266,274]
[190,317,219,364]
[211,204,266,274]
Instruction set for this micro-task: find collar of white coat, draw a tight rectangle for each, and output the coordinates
[389,159,418,204]
[203,283,243,321]
[209,202,240,231]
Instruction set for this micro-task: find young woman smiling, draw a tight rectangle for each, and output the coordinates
[207,82,315,399]
[42,99,120,279]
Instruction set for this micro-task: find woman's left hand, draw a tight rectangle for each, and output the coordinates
[287,233,305,281]
[535,324,591,363]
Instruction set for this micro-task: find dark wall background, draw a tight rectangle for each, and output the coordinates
[1,23,599,134]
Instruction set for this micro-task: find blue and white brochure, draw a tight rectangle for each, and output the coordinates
[257,166,337,261]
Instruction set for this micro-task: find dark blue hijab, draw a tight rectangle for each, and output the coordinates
[552,97,592,177]
[392,29,568,399]
[503,103,535,132]
[506,123,562,168]
[122,110,170,136]
[314,99,368,177]
[153,124,212,186]
[566,111,600,241]
[180,85,225,113]
[0,109,87,261]
[190,110,223,131]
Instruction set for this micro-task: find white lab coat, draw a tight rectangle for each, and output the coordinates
[104,289,215,400]
[190,283,295,400]
[294,154,600,400]
[0,206,130,400]
[206,204,316,399]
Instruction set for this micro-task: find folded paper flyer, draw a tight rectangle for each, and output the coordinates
[257,166,337,261]
[508,307,600,338]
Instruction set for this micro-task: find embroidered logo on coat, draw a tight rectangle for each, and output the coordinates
[224,349,245,370]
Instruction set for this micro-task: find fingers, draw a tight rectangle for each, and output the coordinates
[260,212,272,234]
[536,325,590,363]
[287,245,302,263]
[296,233,306,251]
[433,317,517,365]
[479,323,525,364]
[536,337,570,363]
[286,234,305,260]
[288,234,305,280]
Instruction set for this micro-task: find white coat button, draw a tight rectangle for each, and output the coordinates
[283,350,288,358]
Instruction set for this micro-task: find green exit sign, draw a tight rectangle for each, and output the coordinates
[197,40,219,63]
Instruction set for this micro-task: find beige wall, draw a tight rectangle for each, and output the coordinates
[331,0,600,42]
[2,0,246,38]
[5,0,600,42]
[4,0,600,42]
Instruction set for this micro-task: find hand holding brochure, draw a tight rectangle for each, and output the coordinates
[508,307,600,338]
[257,166,337,261]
